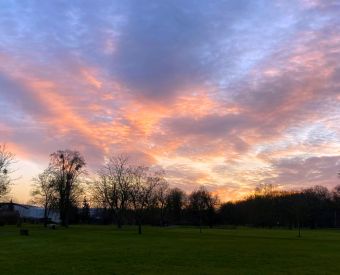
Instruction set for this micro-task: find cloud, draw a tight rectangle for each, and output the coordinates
[263,155,340,189]
[0,0,339,202]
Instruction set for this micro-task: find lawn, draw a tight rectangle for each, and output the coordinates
[1,225,340,274]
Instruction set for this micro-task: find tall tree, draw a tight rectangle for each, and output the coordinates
[31,168,57,227]
[155,177,169,226]
[0,144,15,199]
[81,197,90,224]
[49,150,86,227]
[332,185,340,227]
[91,155,132,228]
[129,166,162,234]
[166,188,187,225]
[188,187,218,232]
[303,185,331,229]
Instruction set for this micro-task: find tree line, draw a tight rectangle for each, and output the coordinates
[2,145,340,234]
[30,150,219,234]
[219,184,340,231]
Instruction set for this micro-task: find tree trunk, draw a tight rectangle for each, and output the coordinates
[117,213,122,229]
[60,199,69,228]
[136,210,142,234]
[297,216,301,238]
[60,207,66,226]
[63,185,72,227]
[199,212,202,234]
[115,207,122,229]
[138,221,142,235]
[44,204,48,228]
[160,208,164,227]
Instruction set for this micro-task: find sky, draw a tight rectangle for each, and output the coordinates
[0,0,340,202]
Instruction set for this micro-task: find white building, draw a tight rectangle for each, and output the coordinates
[13,204,60,223]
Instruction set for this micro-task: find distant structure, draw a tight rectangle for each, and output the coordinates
[0,201,60,224]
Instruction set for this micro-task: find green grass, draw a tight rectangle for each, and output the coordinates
[1,225,340,274]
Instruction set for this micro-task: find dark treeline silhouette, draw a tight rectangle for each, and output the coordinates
[219,184,340,230]
[25,150,340,232]
[2,145,340,233]
[30,151,222,233]
[92,184,340,232]
[92,185,219,231]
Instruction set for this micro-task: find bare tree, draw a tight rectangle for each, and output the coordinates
[206,192,219,228]
[332,185,340,227]
[31,168,57,227]
[80,197,90,224]
[129,166,163,234]
[255,183,278,197]
[49,150,86,227]
[188,187,218,233]
[166,188,187,225]
[91,155,132,228]
[0,144,15,199]
[155,176,169,226]
[91,173,112,222]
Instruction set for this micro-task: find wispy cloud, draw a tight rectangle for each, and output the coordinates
[0,0,339,201]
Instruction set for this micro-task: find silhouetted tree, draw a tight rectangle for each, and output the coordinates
[155,176,169,226]
[49,150,86,227]
[91,155,132,228]
[332,185,340,227]
[303,185,331,229]
[166,188,187,225]
[218,184,339,231]
[219,201,243,225]
[0,144,15,199]
[188,187,218,232]
[289,192,306,237]
[81,197,90,223]
[129,166,163,234]
[31,168,58,227]
[254,183,278,196]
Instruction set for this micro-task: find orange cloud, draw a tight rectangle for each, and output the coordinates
[81,68,102,89]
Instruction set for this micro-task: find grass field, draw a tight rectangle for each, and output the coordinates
[1,225,340,274]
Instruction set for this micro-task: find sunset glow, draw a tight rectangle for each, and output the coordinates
[1,0,340,202]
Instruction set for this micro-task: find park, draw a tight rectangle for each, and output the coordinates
[1,225,340,274]
[1,1,340,274]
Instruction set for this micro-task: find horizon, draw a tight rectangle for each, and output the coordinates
[1,0,340,203]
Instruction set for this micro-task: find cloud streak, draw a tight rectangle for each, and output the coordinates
[0,0,339,201]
